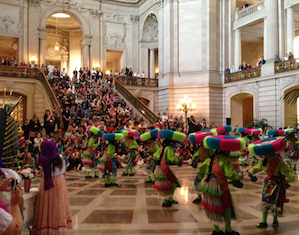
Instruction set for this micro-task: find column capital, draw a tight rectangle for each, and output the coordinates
[287,6,294,12]
[38,27,47,39]
[82,35,92,46]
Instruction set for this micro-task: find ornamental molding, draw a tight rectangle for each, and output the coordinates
[0,9,22,35]
[130,15,140,24]
[142,14,158,41]
[0,0,21,5]
[104,14,126,22]
[225,83,259,98]
[280,75,299,91]
[103,22,126,47]
[29,0,40,6]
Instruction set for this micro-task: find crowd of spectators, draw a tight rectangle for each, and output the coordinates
[225,56,267,75]
[16,63,216,171]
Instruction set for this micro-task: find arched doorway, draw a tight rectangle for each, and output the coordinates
[284,86,299,127]
[140,13,159,78]
[231,93,254,127]
[44,11,83,77]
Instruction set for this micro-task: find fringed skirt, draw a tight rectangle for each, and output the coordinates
[256,176,286,215]
[146,159,156,175]
[199,175,233,223]
[32,175,72,235]
[82,151,94,169]
[153,165,180,197]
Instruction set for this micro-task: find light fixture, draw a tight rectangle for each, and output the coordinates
[94,63,100,69]
[177,95,196,131]
[155,67,159,74]
[30,56,37,64]
[55,42,60,52]
[51,13,70,18]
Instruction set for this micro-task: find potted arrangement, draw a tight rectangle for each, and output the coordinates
[18,168,35,193]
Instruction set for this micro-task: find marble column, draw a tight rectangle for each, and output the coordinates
[234,29,241,69]
[150,49,155,78]
[287,7,294,55]
[38,28,47,67]
[82,35,92,69]
[264,0,279,61]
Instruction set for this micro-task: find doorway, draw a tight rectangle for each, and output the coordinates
[106,50,124,74]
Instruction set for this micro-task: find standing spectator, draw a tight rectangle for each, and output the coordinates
[225,66,230,74]
[22,119,30,140]
[161,112,168,122]
[128,68,133,77]
[61,68,67,78]
[242,1,249,8]
[62,106,71,132]
[4,57,10,66]
[32,141,72,235]
[44,110,55,135]
[258,56,266,66]
[246,63,252,69]
[289,52,294,60]
[242,62,247,70]
[47,62,55,76]
[141,71,146,78]
[29,115,41,143]
[41,63,47,74]
[275,55,282,63]
[73,68,78,80]
[230,65,235,73]
[238,65,242,71]
[188,116,199,134]
[53,105,61,130]
[283,54,289,61]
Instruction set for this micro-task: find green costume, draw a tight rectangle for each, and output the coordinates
[153,145,182,207]
[249,156,294,228]
[239,136,249,166]
[197,154,243,235]
[145,141,160,183]
[191,146,215,204]
[82,135,99,178]
[123,138,139,176]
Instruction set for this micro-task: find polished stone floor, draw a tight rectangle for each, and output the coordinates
[29,163,299,235]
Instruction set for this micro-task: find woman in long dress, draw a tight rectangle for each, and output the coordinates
[32,141,72,235]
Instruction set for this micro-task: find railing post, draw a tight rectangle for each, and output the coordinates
[235,7,240,20]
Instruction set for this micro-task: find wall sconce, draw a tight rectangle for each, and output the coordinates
[30,56,37,64]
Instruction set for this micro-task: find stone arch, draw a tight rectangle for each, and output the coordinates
[282,85,299,127]
[142,13,158,41]
[39,7,90,35]
[225,83,258,123]
[230,93,254,127]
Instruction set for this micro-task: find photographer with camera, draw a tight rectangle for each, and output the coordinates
[0,177,24,235]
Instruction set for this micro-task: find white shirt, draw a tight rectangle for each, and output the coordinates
[0,208,12,234]
[47,64,55,73]
[91,70,96,76]
[161,115,168,122]
[141,73,145,78]
[61,70,67,77]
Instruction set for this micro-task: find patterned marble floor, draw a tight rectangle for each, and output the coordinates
[29,164,299,235]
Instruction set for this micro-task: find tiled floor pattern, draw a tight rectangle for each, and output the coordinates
[28,164,299,235]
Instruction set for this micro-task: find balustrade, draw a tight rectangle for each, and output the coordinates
[115,79,159,123]
[0,66,61,108]
[116,76,158,87]
[225,67,261,83]
[236,0,264,20]
[275,59,299,73]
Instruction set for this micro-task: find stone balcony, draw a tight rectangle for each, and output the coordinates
[234,0,265,29]
[225,59,299,83]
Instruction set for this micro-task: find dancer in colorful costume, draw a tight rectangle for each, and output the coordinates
[197,135,245,235]
[100,133,124,187]
[189,126,232,204]
[250,128,262,165]
[248,137,294,228]
[237,127,252,166]
[139,128,160,183]
[121,129,140,176]
[287,140,299,171]
[153,130,186,207]
[83,126,103,178]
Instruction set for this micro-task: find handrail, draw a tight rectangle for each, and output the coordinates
[236,0,264,20]
[225,67,261,83]
[115,79,159,123]
[0,66,61,108]
[275,59,299,73]
[116,76,158,87]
